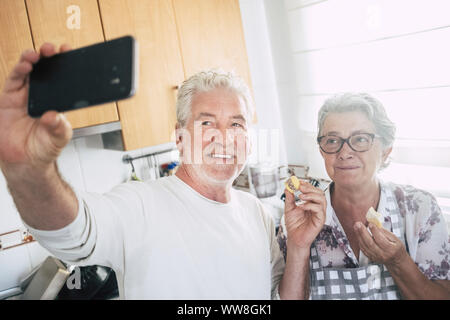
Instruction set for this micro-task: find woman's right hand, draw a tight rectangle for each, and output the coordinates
[283,180,327,249]
[0,43,73,172]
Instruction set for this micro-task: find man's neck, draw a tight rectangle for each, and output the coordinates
[175,165,232,203]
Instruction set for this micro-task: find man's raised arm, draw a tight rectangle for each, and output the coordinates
[0,43,78,231]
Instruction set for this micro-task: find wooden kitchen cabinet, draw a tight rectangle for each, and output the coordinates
[98,0,253,150]
[25,0,119,129]
[0,0,34,92]
[1,0,253,150]
[99,0,252,150]
[172,0,253,91]
[98,0,185,150]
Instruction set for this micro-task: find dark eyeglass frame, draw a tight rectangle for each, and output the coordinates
[317,132,379,154]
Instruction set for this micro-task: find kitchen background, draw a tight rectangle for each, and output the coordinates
[1,0,449,297]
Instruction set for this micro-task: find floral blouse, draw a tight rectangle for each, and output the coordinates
[277,181,450,280]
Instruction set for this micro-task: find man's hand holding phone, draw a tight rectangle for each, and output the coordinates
[0,43,73,172]
[0,43,82,231]
[0,37,136,230]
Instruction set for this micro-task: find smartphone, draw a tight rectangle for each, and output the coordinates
[28,35,138,118]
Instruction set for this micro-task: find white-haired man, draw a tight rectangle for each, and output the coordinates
[0,43,286,299]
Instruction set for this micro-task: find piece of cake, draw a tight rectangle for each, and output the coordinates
[285,176,300,193]
[285,176,304,204]
[366,207,383,228]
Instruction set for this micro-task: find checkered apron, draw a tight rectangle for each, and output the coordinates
[309,186,405,300]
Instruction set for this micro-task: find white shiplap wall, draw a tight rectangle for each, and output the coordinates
[274,0,450,169]
[285,0,450,131]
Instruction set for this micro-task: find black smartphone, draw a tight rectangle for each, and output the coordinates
[28,35,138,117]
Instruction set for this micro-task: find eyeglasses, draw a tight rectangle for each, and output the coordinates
[317,132,379,154]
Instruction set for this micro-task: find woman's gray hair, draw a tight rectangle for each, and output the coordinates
[176,69,254,127]
[317,92,396,149]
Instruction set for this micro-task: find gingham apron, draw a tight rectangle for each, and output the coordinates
[309,185,406,300]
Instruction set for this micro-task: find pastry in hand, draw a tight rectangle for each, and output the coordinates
[366,207,383,228]
[285,176,300,194]
[285,176,304,204]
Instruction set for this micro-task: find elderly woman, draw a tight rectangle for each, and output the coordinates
[277,92,450,300]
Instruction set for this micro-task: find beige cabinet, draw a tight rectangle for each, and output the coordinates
[0,0,35,92]
[98,0,185,150]
[172,0,252,91]
[25,0,119,129]
[0,0,252,150]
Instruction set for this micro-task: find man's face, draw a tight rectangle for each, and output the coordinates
[177,87,250,186]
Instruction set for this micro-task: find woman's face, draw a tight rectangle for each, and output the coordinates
[319,111,392,188]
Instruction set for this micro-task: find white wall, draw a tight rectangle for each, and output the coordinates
[240,0,288,167]
[263,0,308,167]
[0,0,286,293]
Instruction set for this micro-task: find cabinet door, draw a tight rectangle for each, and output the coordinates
[0,0,34,91]
[172,0,253,91]
[98,0,185,150]
[25,0,119,129]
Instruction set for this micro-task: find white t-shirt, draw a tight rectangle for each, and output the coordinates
[26,175,285,299]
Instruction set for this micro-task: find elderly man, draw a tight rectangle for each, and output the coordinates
[0,43,285,299]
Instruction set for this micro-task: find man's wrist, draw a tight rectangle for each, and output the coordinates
[2,161,57,184]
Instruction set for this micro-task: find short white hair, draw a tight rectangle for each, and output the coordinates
[176,69,254,127]
[317,92,396,149]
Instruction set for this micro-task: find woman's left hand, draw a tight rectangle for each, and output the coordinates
[354,222,408,267]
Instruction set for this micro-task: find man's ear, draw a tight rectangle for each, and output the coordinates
[175,123,184,161]
[175,123,182,144]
